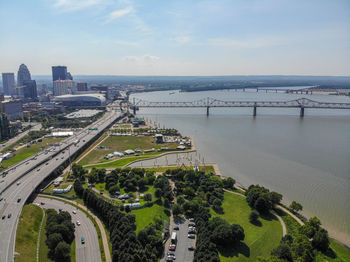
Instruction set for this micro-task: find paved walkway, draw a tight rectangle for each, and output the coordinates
[38,194,112,262]
[277,205,305,226]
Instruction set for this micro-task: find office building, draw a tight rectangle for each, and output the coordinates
[77,82,88,91]
[52,66,67,81]
[23,80,38,99]
[1,100,23,121]
[17,64,31,86]
[53,80,74,96]
[66,72,73,80]
[0,113,10,140]
[2,73,16,95]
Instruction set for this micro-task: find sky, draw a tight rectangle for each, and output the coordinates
[0,0,350,76]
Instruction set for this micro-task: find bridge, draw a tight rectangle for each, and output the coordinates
[130,97,350,117]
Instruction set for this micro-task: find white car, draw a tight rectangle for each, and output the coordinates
[76,221,81,226]
[72,210,77,214]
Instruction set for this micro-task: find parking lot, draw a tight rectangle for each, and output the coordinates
[165,217,195,262]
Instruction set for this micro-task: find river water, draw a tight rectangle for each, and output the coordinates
[130,89,350,245]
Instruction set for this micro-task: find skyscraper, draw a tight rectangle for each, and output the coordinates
[66,72,73,80]
[1,73,16,96]
[23,80,38,99]
[17,64,31,86]
[53,80,74,96]
[77,82,88,91]
[52,66,67,81]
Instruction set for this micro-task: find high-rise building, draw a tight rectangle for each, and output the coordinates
[23,80,38,99]
[77,82,88,91]
[0,113,10,140]
[90,84,108,92]
[66,72,73,80]
[1,100,23,121]
[2,73,16,95]
[17,64,31,86]
[53,80,75,96]
[52,66,67,81]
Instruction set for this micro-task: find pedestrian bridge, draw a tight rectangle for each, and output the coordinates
[130,97,350,117]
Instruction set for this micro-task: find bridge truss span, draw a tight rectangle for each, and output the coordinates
[130,97,350,117]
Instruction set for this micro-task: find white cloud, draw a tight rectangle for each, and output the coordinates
[173,36,192,44]
[105,6,133,23]
[114,40,139,47]
[123,54,160,63]
[54,0,107,11]
[206,38,273,48]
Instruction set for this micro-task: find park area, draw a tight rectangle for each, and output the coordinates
[78,135,187,167]
[211,192,282,262]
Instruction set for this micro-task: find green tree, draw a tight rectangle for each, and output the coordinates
[144,193,152,202]
[249,211,259,224]
[269,191,283,205]
[222,177,235,189]
[54,241,71,259]
[271,243,292,262]
[312,228,330,252]
[45,233,63,250]
[172,204,182,216]
[289,201,303,213]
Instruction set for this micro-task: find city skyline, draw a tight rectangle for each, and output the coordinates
[0,0,350,76]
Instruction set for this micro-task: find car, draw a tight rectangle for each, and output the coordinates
[58,208,62,212]
[166,256,175,261]
[173,226,179,230]
[167,251,175,256]
[72,210,77,214]
[17,181,21,185]
[169,244,176,251]
[17,198,21,203]
[81,236,85,244]
[189,218,195,222]
[56,158,58,160]
[188,246,195,251]
[0,197,3,201]
[61,157,64,159]
[188,234,195,239]
[45,162,49,165]
[76,221,81,226]
[8,213,11,218]
[40,202,45,205]
[2,215,5,220]
[25,162,29,165]
[37,168,40,171]
[188,223,195,227]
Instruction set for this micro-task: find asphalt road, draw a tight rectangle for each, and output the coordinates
[0,123,41,150]
[0,101,123,262]
[35,197,101,262]
[165,217,195,262]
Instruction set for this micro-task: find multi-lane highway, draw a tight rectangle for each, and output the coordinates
[0,101,124,262]
[35,197,101,262]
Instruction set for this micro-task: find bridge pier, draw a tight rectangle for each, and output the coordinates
[206,106,210,116]
[253,106,257,117]
[300,107,304,117]
[133,106,136,115]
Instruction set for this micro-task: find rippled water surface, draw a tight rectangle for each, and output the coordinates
[130,89,350,244]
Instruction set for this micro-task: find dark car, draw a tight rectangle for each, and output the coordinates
[8,213,11,218]
[188,246,195,251]
[17,198,21,203]
[2,215,5,220]
[173,226,179,230]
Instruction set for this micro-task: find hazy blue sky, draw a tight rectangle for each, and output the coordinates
[0,0,349,75]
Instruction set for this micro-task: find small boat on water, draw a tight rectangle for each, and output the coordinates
[169,92,175,95]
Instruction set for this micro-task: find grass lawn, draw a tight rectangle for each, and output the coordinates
[79,135,180,165]
[131,204,170,234]
[211,192,282,262]
[0,137,64,171]
[14,204,43,262]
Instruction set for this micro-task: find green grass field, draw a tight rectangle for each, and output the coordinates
[131,204,170,233]
[211,192,282,262]
[14,204,43,262]
[79,135,179,166]
[0,137,64,171]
